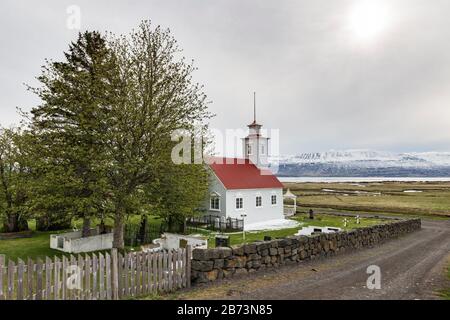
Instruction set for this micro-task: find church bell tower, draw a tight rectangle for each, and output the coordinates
[243,93,270,169]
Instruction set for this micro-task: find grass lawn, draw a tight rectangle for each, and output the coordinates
[284,181,450,218]
[196,213,389,248]
[0,231,66,261]
[0,215,163,261]
[440,263,450,300]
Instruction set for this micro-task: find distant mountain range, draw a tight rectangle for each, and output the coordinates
[272,150,450,177]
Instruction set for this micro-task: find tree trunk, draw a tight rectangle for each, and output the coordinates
[182,219,187,235]
[113,214,124,249]
[82,217,91,237]
[168,216,179,233]
[3,212,28,233]
[18,216,29,231]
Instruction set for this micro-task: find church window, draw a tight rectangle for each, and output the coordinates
[256,196,262,207]
[271,195,277,205]
[236,197,243,209]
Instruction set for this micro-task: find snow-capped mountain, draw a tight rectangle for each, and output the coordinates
[272,150,450,177]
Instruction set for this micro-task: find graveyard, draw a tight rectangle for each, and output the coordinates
[185,213,389,248]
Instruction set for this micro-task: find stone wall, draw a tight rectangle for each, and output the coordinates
[191,219,421,284]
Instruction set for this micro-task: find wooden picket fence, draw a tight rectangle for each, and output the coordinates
[0,246,191,300]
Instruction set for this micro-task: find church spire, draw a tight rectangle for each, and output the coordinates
[243,91,269,168]
[253,91,256,123]
[249,92,261,127]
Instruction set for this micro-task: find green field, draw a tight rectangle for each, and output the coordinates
[441,262,450,300]
[284,181,450,218]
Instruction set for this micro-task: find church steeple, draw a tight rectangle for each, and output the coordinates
[247,92,262,133]
[252,91,257,124]
[243,92,270,169]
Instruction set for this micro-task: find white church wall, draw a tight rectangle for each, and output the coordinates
[225,188,284,225]
[203,170,227,219]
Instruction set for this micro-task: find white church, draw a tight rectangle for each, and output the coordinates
[204,112,286,229]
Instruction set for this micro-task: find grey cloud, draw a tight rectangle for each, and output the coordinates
[0,0,449,154]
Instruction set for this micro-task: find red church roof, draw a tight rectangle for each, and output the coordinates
[207,157,284,190]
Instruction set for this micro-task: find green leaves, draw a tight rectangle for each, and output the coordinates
[0,128,32,232]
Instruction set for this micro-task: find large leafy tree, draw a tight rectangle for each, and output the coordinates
[104,21,211,248]
[0,128,31,233]
[28,31,116,236]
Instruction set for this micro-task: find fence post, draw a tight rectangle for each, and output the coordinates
[92,253,98,300]
[85,254,91,299]
[111,249,119,300]
[77,254,84,300]
[98,253,105,300]
[62,255,67,300]
[0,254,4,300]
[36,258,43,300]
[118,252,124,299]
[7,259,15,300]
[186,245,191,288]
[130,253,136,296]
[27,258,34,300]
[167,250,173,291]
[45,257,52,300]
[54,256,60,300]
[105,252,112,300]
[17,259,24,300]
[69,255,77,300]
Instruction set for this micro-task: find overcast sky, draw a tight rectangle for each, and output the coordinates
[1,0,450,155]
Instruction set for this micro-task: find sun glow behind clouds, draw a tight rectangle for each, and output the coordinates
[348,1,392,42]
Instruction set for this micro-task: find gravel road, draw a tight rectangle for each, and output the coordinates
[181,219,450,300]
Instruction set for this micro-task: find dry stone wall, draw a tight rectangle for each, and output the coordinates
[191,219,421,284]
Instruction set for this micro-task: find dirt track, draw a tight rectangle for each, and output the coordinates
[180,219,450,300]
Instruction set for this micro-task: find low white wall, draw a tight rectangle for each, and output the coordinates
[70,233,113,253]
[50,228,113,254]
[157,233,208,251]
